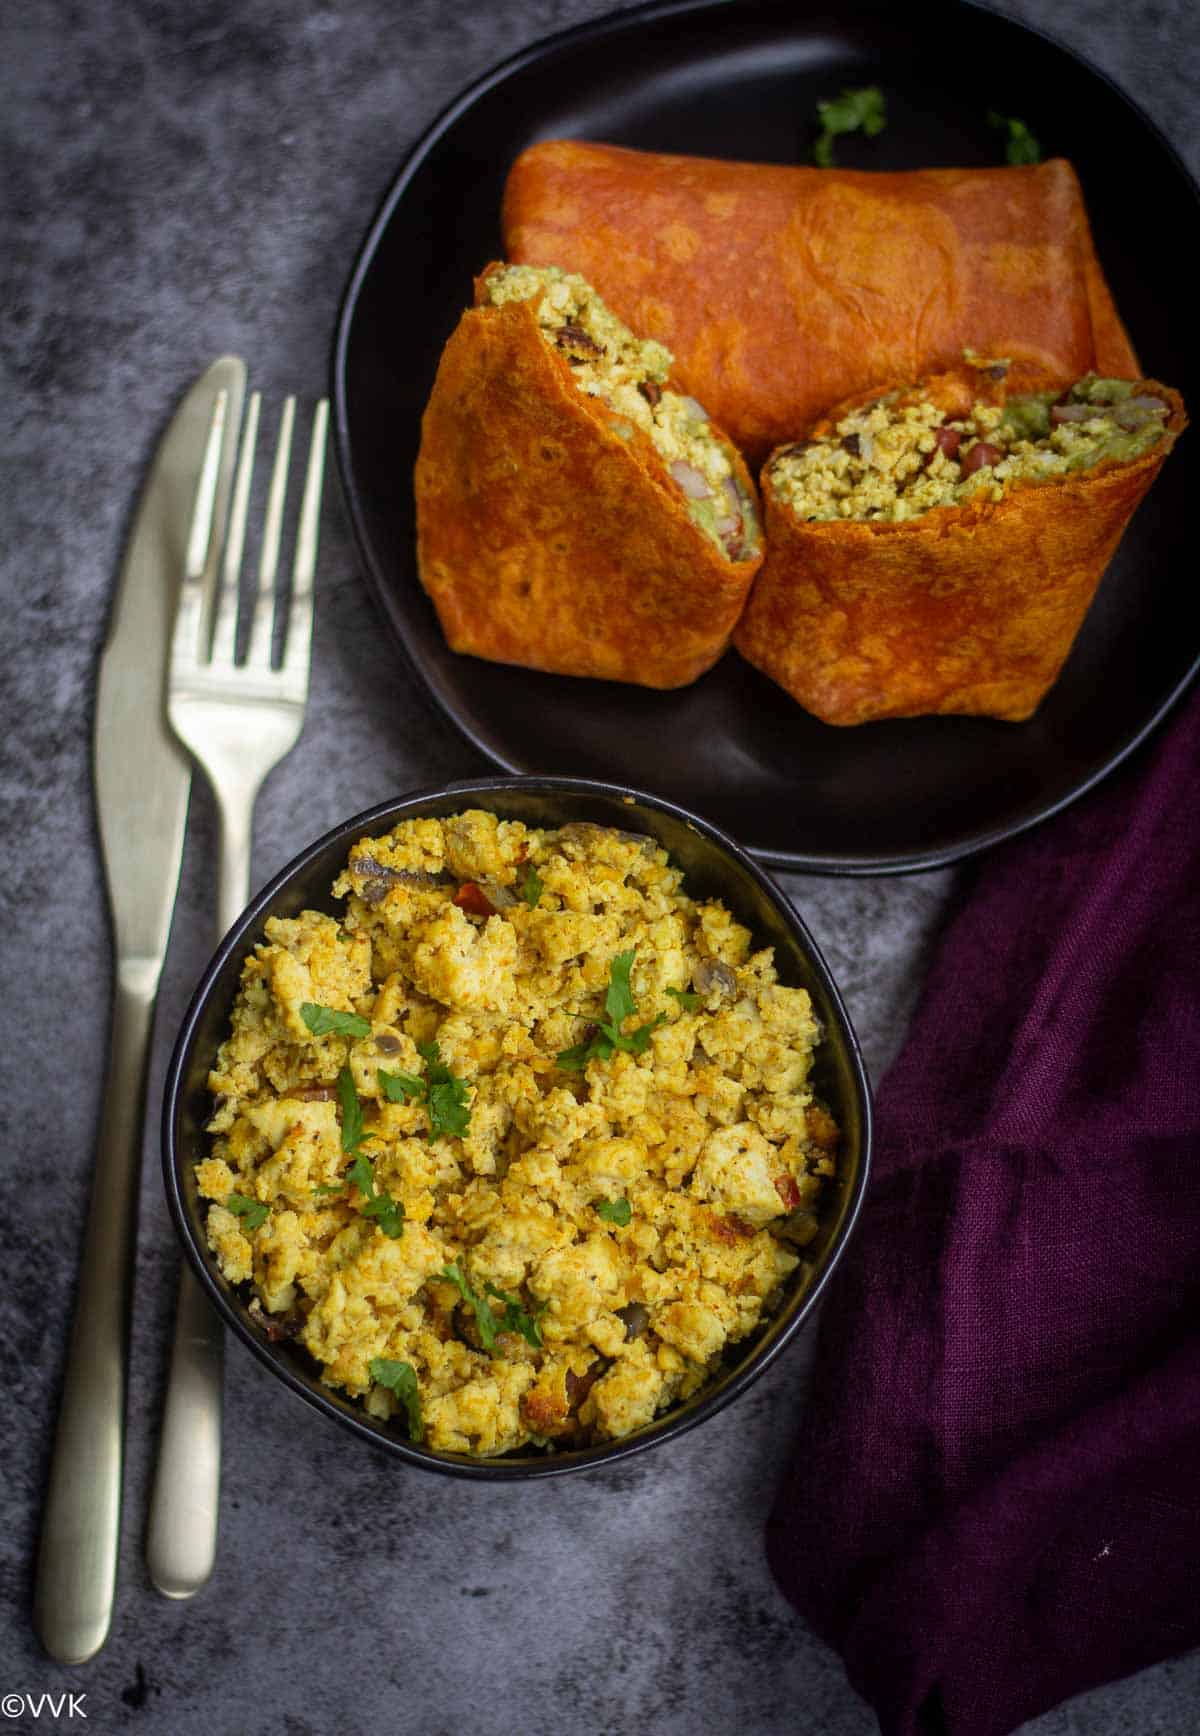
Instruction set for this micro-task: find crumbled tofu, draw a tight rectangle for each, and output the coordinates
[197,811,838,1455]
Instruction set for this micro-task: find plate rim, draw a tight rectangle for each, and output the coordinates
[331,0,1200,877]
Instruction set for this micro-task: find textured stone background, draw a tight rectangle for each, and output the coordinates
[2,1,1197,1732]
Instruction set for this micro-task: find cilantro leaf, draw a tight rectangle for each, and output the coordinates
[417,1042,472,1140]
[337,1065,375,1154]
[311,1182,344,1199]
[226,1193,268,1230]
[605,949,638,1026]
[813,85,887,167]
[348,1147,405,1239]
[519,864,544,909]
[369,1358,422,1441]
[595,1198,632,1227]
[555,1041,599,1071]
[666,986,701,1011]
[347,1150,375,1197]
[988,111,1041,165]
[427,1078,471,1140]
[300,1002,371,1039]
[484,1282,548,1349]
[617,1014,667,1055]
[556,951,665,1069]
[363,1194,405,1239]
[379,1067,424,1102]
[440,1261,501,1352]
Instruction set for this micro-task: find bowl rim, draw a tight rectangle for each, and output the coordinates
[162,772,873,1479]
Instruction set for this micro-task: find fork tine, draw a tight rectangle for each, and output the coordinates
[209,391,261,666]
[171,387,230,667]
[281,399,329,684]
[245,398,295,669]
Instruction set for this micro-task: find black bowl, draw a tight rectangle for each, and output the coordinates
[163,776,872,1479]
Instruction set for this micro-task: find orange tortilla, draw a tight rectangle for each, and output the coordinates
[733,368,1186,725]
[503,141,1140,464]
[415,269,763,688]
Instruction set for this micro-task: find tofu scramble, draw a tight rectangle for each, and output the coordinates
[483,264,761,562]
[198,811,838,1456]
[768,373,1173,523]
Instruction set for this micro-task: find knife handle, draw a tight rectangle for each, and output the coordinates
[144,1266,222,1597]
[34,963,157,1664]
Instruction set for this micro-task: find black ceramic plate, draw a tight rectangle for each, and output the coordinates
[333,0,1200,874]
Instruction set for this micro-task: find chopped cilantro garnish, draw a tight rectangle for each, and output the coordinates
[483,1282,548,1349]
[988,111,1041,165]
[347,1146,405,1239]
[378,1067,425,1102]
[813,85,886,167]
[417,1042,472,1140]
[605,950,638,1024]
[311,1182,344,1200]
[440,1261,501,1351]
[519,864,544,909]
[226,1193,268,1230]
[595,1198,632,1227]
[556,950,667,1070]
[375,1046,471,1139]
[300,1002,371,1039]
[555,1042,594,1071]
[336,1064,376,1154]
[369,1358,422,1441]
[665,986,701,1011]
[347,1150,375,1196]
[365,1194,405,1239]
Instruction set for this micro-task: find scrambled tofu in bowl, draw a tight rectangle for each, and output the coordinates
[166,780,870,1477]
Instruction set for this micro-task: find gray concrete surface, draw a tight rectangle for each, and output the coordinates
[2,2,1197,1732]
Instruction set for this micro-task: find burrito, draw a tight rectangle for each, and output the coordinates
[733,363,1186,725]
[503,141,1139,463]
[414,263,763,687]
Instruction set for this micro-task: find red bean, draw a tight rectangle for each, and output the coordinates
[962,441,1001,474]
[934,425,962,461]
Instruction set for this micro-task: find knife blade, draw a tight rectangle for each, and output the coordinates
[34,356,246,1665]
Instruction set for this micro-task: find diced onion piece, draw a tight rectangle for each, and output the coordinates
[678,397,709,421]
[670,460,712,499]
[478,876,517,909]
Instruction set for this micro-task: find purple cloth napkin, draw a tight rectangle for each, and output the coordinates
[767,685,1200,1736]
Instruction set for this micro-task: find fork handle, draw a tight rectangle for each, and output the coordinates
[35,963,157,1663]
[145,1266,223,1597]
[146,780,256,1598]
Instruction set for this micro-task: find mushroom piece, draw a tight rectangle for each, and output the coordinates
[616,1302,650,1341]
[693,959,737,999]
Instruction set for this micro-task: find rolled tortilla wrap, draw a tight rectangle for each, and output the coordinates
[733,364,1186,724]
[415,262,763,688]
[503,140,1139,464]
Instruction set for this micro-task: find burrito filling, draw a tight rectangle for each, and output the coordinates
[484,264,760,561]
[769,374,1172,524]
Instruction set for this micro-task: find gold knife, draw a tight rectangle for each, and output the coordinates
[34,357,246,1664]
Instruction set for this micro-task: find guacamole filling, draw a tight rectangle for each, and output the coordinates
[768,374,1172,524]
[485,264,760,561]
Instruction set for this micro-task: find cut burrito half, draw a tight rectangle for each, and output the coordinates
[734,362,1186,724]
[414,263,763,688]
